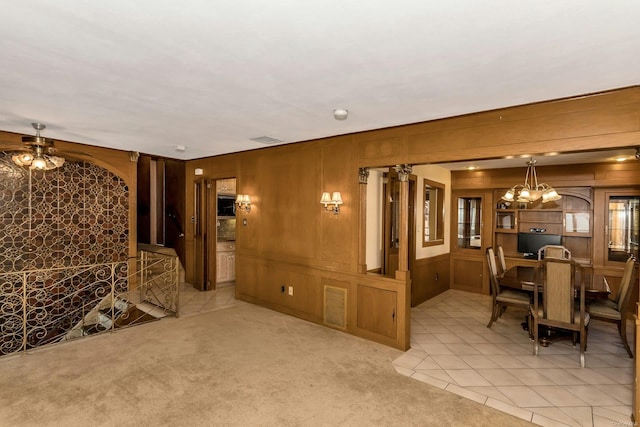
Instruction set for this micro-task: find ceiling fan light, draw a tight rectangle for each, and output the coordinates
[11,123,66,171]
[12,154,31,167]
[31,157,47,170]
[49,156,65,168]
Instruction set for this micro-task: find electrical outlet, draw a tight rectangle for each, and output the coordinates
[288,286,293,296]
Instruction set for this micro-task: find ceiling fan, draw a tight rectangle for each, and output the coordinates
[6,123,66,170]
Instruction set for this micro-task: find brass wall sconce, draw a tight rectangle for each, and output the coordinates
[320,191,342,215]
[235,194,252,213]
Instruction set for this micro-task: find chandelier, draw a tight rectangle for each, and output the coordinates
[501,158,561,204]
[12,123,65,171]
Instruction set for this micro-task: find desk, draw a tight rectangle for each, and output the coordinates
[499,265,610,299]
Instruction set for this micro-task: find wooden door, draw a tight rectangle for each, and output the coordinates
[450,191,492,293]
[194,178,215,291]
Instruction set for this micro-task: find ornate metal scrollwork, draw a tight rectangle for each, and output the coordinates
[0,152,132,356]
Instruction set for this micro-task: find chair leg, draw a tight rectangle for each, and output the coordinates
[619,318,633,358]
[580,329,587,368]
[584,326,588,352]
[533,320,539,355]
[499,306,507,318]
[487,304,497,328]
[487,304,506,328]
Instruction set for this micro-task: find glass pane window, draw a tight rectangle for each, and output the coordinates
[608,196,640,262]
[457,197,482,250]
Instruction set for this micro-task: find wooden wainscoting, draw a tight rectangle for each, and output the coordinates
[411,253,450,306]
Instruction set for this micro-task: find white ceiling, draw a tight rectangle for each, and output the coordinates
[0,1,639,161]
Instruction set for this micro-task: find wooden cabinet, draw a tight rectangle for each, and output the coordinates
[216,242,236,283]
[450,191,492,293]
[493,187,593,265]
[451,255,485,293]
[357,285,397,339]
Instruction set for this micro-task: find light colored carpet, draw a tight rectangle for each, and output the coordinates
[0,301,533,426]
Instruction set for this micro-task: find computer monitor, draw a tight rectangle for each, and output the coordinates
[517,232,562,258]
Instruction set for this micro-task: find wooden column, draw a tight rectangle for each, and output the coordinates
[394,165,412,281]
[358,168,369,274]
[394,164,412,350]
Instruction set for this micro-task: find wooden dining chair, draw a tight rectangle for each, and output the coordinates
[531,258,589,367]
[486,247,530,328]
[538,245,571,260]
[496,245,508,278]
[588,255,638,357]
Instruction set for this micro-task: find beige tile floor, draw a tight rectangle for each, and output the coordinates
[393,289,634,427]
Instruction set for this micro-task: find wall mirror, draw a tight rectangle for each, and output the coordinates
[423,178,445,247]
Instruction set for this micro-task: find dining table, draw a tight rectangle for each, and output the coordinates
[499,265,610,299]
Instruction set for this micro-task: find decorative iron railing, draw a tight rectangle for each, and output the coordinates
[0,249,180,357]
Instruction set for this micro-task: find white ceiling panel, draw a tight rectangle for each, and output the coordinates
[0,1,638,159]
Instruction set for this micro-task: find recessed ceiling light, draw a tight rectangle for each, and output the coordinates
[615,156,628,162]
[465,166,477,170]
[333,109,348,120]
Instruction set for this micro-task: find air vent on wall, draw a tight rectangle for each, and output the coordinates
[250,136,283,145]
[324,285,347,330]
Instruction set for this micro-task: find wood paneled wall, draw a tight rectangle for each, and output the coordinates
[185,86,639,351]
[411,253,450,306]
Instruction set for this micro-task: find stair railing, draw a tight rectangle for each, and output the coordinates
[0,250,180,358]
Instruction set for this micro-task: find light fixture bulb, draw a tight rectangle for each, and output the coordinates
[502,189,515,201]
[331,192,343,205]
[32,157,47,170]
[320,192,331,205]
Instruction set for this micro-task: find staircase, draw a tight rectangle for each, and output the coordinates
[0,247,182,357]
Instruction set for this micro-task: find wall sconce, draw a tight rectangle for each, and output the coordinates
[235,194,252,213]
[320,191,343,215]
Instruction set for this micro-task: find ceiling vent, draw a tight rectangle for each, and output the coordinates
[250,136,283,145]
